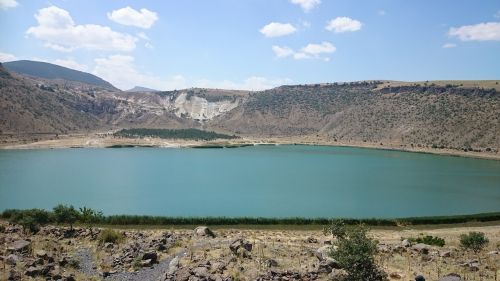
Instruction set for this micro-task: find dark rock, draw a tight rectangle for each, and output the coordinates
[25,266,42,277]
[317,258,340,274]
[5,254,19,265]
[264,258,278,268]
[438,273,461,281]
[7,269,22,281]
[229,238,253,255]
[141,251,158,263]
[306,237,318,243]
[415,275,426,281]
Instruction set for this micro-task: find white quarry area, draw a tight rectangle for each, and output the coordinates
[112,92,240,121]
[173,93,239,120]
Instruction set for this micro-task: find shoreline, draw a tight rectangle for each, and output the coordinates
[1,134,499,160]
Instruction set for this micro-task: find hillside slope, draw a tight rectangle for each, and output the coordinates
[3,60,117,90]
[1,62,498,151]
[211,82,499,150]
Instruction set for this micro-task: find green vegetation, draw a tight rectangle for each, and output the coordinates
[2,209,52,234]
[403,235,445,247]
[79,207,104,235]
[1,206,500,227]
[460,232,489,253]
[98,228,124,245]
[53,204,80,230]
[324,220,387,281]
[114,128,238,141]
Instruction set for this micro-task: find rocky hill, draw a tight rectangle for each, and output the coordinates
[3,60,117,90]
[211,82,499,150]
[0,62,498,151]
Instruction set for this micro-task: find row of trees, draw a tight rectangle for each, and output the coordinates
[3,204,103,234]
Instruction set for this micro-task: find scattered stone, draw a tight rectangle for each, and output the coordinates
[7,240,31,253]
[7,269,22,281]
[142,251,158,263]
[306,236,318,243]
[412,243,430,254]
[439,250,451,258]
[264,258,278,268]
[389,272,403,279]
[5,254,19,265]
[330,268,348,281]
[24,266,42,277]
[35,250,48,259]
[438,273,461,281]
[401,239,411,247]
[193,226,216,238]
[315,245,333,261]
[229,238,253,255]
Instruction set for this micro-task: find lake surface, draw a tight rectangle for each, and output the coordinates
[0,145,499,218]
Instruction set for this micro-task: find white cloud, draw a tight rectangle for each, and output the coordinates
[26,6,137,52]
[0,0,18,10]
[378,10,386,16]
[53,58,89,72]
[449,22,500,41]
[260,22,297,37]
[326,17,362,33]
[290,0,320,12]
[272,42,336,60]
[195,76,293,91]
[107,6,158,29]
[137,32,150,41]
[0,51,17,62]
[144,42,154,49]
[272,46,294,58]
[442,43,457,49]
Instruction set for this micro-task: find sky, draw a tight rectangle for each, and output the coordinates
[0,0,499,91]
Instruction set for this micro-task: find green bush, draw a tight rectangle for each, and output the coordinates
[460,232,489,253]
[53,204,80,230]
[98,229,124,245]
[404,235,445,247]
[4,208,53,234]
[324,220,387,281]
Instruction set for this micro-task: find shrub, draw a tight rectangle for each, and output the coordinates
[79,207,103,235]
[404,235,445,247]
[460,232,489,253]
[6,209,53,234]
[53,204,80,230]
[98,229,124,245]
[324,220,387,281]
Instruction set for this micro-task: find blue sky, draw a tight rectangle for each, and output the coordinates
[0,0,499,90]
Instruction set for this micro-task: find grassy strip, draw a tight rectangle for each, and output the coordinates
[114,128,238,141]
[2,208,499,227]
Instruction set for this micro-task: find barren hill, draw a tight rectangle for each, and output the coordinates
[0,62,498,151]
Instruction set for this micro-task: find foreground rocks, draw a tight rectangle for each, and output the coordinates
[1,222,499,281]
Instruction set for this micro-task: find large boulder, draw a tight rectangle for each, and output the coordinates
[229,238,253,255]
[412,243,430,254]
[315,245,334,261]
[7,240,31,253]
[142,251,158,263]
[193,226,216,238]
[5,254,20,266]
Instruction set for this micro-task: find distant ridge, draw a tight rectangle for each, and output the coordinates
[126,86,159,92]
[3,60,117,90]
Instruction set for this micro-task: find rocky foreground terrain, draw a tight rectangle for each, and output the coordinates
[1,222,499,281]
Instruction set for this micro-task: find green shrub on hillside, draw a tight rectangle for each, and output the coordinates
[53,204,80,230]
[324,220,387,281]
[460,232,489,253]
[403,235,445,247]
[98,229,124,245]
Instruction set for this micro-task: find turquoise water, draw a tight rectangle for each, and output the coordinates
[0,145,499,218]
